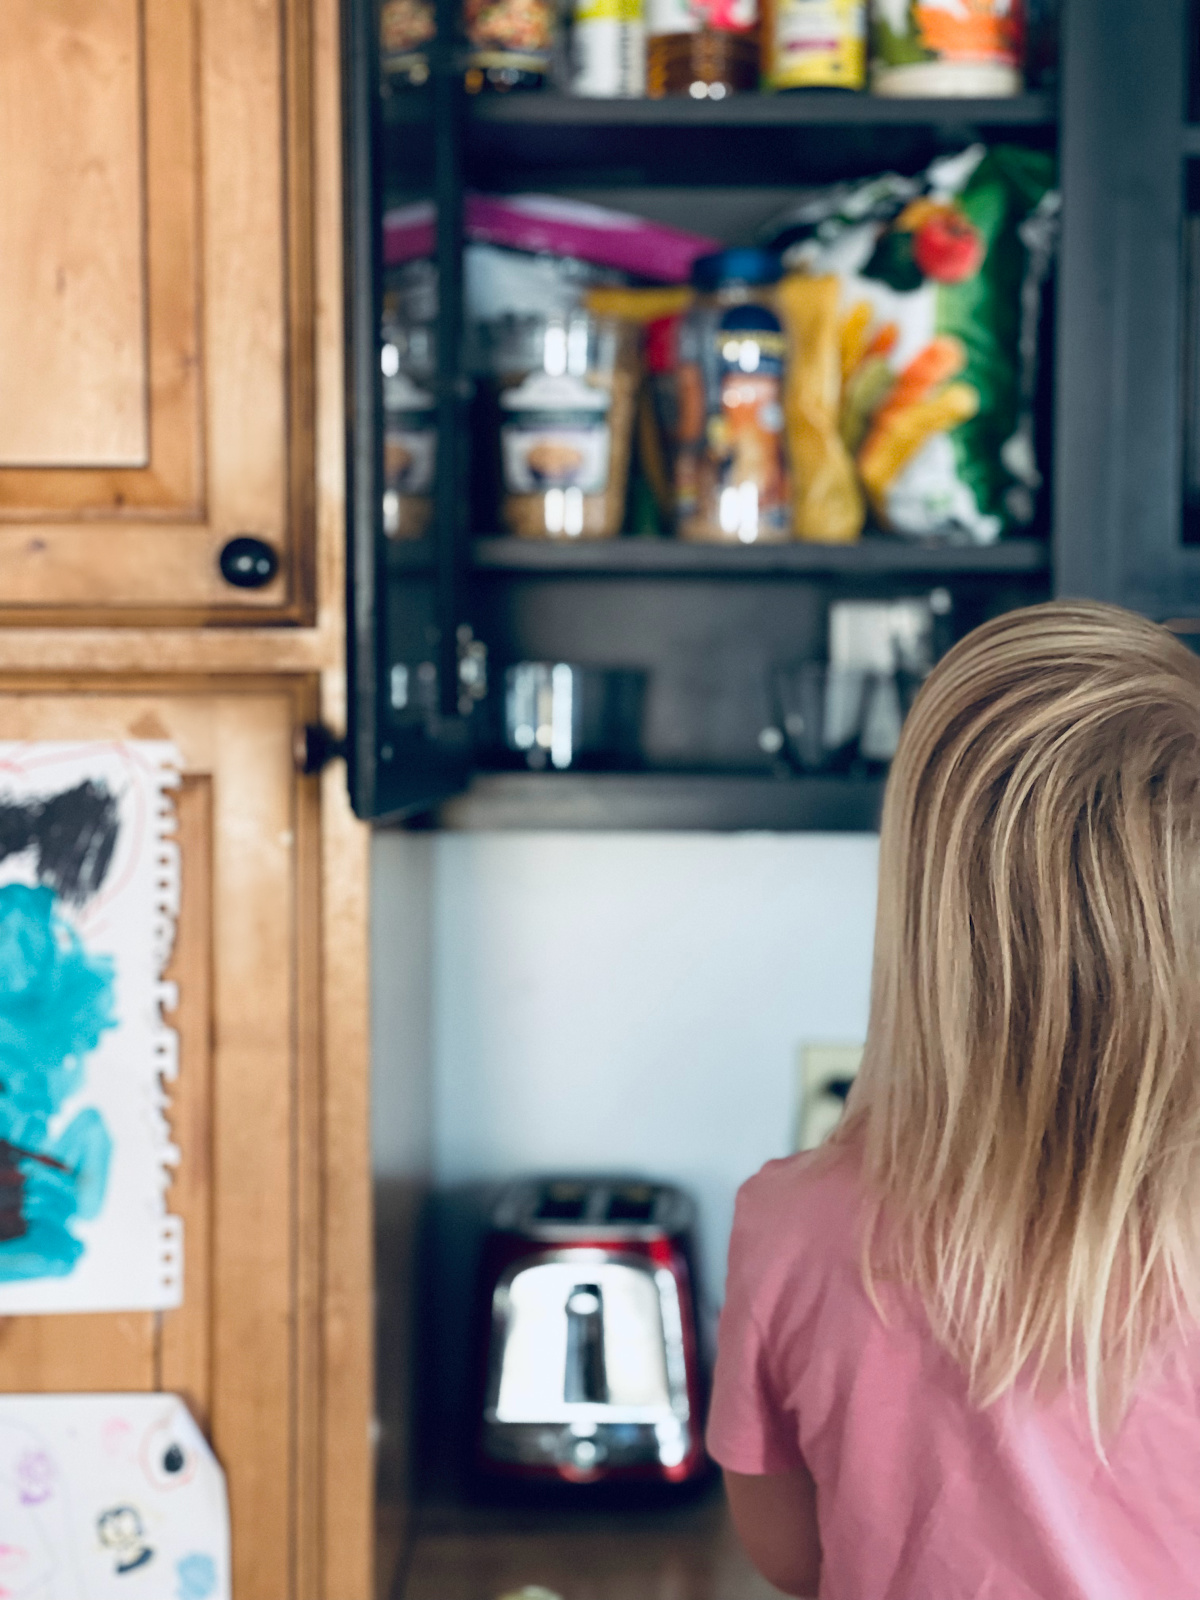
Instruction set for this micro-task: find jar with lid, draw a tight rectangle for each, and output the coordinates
[483,312,639,539]
[381,260,437,540]
[675,249,790,544]
[646,0,759,98]
[463,0,560,90]
[380,0,436,88]
[761,0,866,91]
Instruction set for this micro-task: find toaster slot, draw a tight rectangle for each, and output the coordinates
[535,1182,588,1221]
[605,1185,657,1224]
[564,1283,608,1403]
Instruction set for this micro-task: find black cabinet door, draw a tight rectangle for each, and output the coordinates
[1055,0,1198,618]
[343,0,472,820]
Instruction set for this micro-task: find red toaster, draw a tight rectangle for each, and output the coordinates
[474,1177,709,1485]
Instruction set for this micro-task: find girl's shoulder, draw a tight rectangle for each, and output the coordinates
[728,1143,870,1327]
[735,1141,867,1249]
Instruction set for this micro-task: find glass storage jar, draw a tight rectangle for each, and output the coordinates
[482,312,639,539]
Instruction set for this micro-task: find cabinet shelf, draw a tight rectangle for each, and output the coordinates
[387,537,1051,578]
[411,770,886,831]
[470,90,1057,130]
[381,88,1057,132]
[463,90,1057,182]
[470,535,1051,578]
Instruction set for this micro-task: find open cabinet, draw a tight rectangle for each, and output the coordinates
[345,0,1200,840]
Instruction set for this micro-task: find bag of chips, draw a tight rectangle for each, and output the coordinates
[763,144,1058,543]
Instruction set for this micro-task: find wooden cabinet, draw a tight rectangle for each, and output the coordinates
[0,0,314,623]
[0,679,366,1597]
[0,0,374,1594]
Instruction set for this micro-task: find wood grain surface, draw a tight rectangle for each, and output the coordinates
[0,0,148,468]
[0,0,376,1590]
[0,0,316,623]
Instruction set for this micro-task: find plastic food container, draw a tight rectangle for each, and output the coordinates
[485,312,639,540]
[675,249,790,544]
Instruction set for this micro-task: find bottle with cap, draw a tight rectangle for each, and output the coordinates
[646,0,760,99]
[571,0,647,95]
[762,0,866,91]
[676,249,790,544]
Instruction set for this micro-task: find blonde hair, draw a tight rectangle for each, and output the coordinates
[841,600,1200,1441]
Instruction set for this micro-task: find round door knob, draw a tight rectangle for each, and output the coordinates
[219,536,279,589]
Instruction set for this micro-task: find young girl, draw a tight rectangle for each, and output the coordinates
[707,601,1200,1599]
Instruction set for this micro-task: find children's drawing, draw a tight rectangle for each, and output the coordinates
[0,743,181,1314]
[97,1506,153,1574]
[0,1393,230,1599]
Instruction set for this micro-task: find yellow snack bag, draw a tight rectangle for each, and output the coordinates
[778,274,866,545]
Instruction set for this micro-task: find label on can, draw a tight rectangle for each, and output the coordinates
[647,0,756,36]
[501,415,612,494]
[767,0,866,88]
[380,0,437,60]
[464,0,557,67]
[872,0,1023,71]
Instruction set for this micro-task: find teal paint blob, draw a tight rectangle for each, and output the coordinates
[176,1552,218,1599]
[0,884,116,1114]
[0,883,116,1280]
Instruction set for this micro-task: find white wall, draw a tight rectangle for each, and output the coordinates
[425,832,879,1304]
[371,831,435,1181]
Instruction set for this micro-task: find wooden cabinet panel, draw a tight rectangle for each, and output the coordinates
[0,0,147,468]
[0,681,333,1599]
[0,1,313,622]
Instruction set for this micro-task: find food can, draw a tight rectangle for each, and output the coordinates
[764,0,867,91]
[870,0,1024,97]
[380,0,437,85]
[572,0,647,95]
[464,0,559,90]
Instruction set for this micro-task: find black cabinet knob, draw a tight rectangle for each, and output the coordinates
[219,536,279,589]
[294,723,347,776]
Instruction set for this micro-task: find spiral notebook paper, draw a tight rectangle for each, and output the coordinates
[0,742,182,1315]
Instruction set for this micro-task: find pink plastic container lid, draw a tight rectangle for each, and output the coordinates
[383,194,720,282]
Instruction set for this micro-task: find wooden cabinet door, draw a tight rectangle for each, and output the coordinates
[0,2,313,622]
[0,679,364,1600]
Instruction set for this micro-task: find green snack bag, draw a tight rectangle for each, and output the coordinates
[764,144,1058,543]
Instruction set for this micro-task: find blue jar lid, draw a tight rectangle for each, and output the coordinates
[690,248,783,291]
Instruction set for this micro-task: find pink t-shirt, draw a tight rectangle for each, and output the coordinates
[707,1149,1200,1600]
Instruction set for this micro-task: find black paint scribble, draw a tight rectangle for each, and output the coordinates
[0,1141,71,1242]
[0,780,120,904]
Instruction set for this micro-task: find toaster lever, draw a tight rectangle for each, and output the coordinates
[564,1284,607,1404]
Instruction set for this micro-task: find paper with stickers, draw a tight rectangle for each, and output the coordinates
[0,743,182,1314]
[0,1393,229,1598]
